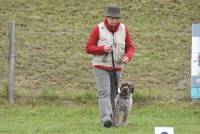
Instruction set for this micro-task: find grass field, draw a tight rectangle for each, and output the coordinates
[0,102,200,134]
[0,0,200,133]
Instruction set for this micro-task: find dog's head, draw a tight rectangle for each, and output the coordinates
[119,82,134,97]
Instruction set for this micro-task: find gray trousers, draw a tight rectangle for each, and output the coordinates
[93,68,121,125]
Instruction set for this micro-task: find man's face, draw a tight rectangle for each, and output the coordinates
[106,17,119,26]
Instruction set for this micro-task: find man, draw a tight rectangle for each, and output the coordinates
[85,4,135,128]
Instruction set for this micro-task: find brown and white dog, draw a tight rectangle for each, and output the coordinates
[113,82,134,127]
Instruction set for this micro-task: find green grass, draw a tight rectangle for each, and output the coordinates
[0,102,200,134]
[0,0,200,133]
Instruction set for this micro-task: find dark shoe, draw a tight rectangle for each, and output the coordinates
[103,120,112,128]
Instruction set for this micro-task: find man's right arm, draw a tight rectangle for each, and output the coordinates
[85,25,106,55]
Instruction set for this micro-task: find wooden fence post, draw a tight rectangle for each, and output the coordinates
[7,21,16,104]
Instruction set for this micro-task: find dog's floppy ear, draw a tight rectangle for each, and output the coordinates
[128,83,134,93]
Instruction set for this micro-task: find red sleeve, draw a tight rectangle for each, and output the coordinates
[85,25,105,55]
[125,26,135,61]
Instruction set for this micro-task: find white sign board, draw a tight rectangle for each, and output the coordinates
[191,24,200,99]
[155,127,174,134]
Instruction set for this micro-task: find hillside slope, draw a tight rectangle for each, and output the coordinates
[0,0,200,103]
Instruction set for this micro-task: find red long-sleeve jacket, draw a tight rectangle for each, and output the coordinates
[86,19,135,71]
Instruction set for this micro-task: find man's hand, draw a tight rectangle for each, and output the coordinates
[104,46,112,53]
[122,56,129,64]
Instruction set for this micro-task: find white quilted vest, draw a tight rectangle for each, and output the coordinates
[93,22,126,68]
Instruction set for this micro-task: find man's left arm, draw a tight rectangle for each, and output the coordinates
[122,26,135,64]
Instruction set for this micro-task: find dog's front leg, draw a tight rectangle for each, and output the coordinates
[122,110,129,127]
[113,108,120,127]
